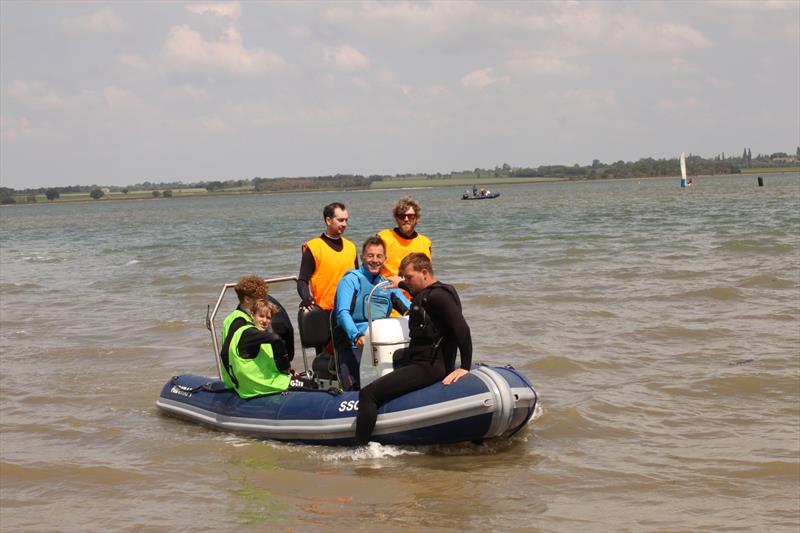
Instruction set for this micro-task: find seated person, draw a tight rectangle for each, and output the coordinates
[220,275,269,389]
[355,253,472,445]
[251,298,278,332]
[229,298,294,398]
[333,236,409,391]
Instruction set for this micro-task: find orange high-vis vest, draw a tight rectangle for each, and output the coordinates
[303,236,357,310]
[378,228,432,278]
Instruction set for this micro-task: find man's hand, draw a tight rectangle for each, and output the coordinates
[442,368,468,385]
[355,334,365,349]
[386,275,403,288]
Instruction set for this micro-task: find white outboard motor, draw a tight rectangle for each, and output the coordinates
[360,316,409,388]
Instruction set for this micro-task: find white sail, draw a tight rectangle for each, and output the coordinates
[680,152,687,188]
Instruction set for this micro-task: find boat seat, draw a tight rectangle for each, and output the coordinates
[298,306,336,380]
[268,295,294,362]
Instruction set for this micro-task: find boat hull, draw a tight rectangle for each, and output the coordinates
[156,365,537,446]
[462,193,501,200]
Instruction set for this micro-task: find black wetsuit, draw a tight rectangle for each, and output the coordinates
[296,233,359,307]
[355,281,472,444]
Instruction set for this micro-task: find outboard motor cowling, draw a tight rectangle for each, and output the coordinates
[359,316,409,388]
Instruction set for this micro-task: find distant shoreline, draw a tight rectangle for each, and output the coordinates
[3,169,797,207]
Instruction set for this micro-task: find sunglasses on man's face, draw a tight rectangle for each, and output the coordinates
[396,213,417,221]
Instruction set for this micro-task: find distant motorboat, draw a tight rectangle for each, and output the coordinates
[462,192,501,200]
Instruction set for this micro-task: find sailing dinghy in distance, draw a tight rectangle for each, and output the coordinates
[680,152,693,188]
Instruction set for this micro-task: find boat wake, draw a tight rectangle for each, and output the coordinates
[323,442,423,462]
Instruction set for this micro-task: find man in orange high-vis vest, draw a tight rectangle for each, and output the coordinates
[297,202,358,311]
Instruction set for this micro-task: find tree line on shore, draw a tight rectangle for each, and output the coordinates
[2,149,797,204]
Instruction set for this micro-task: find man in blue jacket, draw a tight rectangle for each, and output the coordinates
[333,236,409,391]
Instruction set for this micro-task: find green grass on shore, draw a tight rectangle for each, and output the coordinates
[369,176,564,189]
[739,166,800,174]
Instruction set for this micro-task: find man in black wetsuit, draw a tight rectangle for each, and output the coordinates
[354,253,472,445]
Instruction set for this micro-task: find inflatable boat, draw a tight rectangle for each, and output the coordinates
[462,192,501,200]
[156,277,538,446]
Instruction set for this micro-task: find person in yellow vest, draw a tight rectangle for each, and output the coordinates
[227,297,295,398]
[221,276,316,397]
[297,202,358,312]
[378,196,432,301]
[219,275,269,389]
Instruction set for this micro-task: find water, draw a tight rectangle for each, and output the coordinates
[1,175,798,532]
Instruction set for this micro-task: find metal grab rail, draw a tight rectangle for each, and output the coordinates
[206,276,298,380]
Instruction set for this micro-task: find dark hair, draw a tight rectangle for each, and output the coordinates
[361,235,386,255]
[323,202,346,220]
[399,253,433,275]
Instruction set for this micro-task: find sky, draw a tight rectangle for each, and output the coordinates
[1,0,798,189]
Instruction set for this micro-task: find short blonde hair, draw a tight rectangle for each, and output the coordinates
[251,298,277,317]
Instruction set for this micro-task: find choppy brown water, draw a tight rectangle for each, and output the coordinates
[1,174,799,532]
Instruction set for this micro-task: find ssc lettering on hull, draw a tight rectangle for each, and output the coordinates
[338,400,359,412]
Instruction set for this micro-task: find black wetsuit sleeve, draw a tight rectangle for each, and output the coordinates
[391,293,409,315]
[238,328,292,372]
[427,290,472,370]
[229,317,249,336]
[297,248,316,306]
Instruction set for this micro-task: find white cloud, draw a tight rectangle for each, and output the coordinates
[6,80,64,110]
[670,57,699,76]
[351,77,371,91]
[185,2,241,20]
[546,88,619,115]
[322,45,369,72]
[196,115,232,133]
[505,56,590,79]
[460,68,510,89]
[117,53,151,71]
[1,115,33,142]
[103,86,153,116]
[552,5,712,55]
[162,84,210,103]
[323,1,480,34]
[703,76,734,90]
[657,97,704,111]
[162,24,285,76]
[287,25,312,39]
[657,23,712,51]
[60,8,126,34]
[717,0,797,11]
